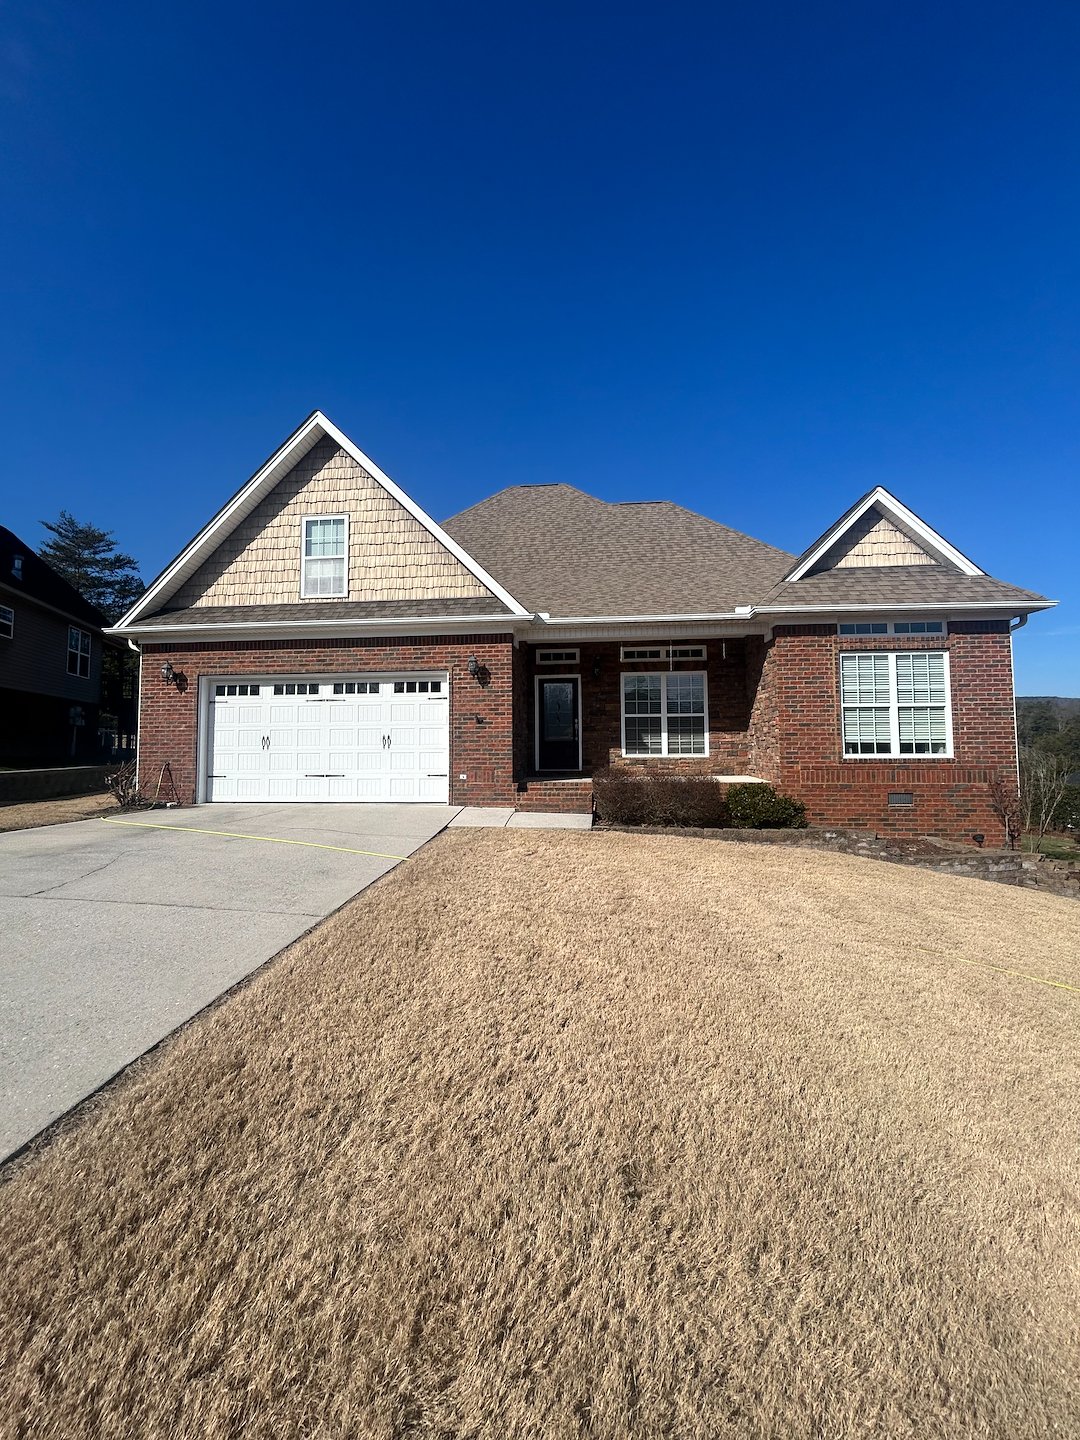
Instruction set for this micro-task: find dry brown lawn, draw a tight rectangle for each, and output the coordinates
[2,830,1078,1440]
[0,791,112,833]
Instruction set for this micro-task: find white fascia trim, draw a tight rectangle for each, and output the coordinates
[536,611,747,625]
[756,599,1057,614]
[783,487,985,582]
[107,614,520,641]
[119,411,530,627]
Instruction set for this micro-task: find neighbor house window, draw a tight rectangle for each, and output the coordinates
[0,604,12,639]
[67,626,91,678]
[301,516,347,597]
[840,651,952,757]
[622,671,708,756]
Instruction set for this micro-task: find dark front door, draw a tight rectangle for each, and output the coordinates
[537,676,580,771]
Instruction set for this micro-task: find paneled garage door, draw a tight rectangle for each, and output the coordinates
[204,676,450,802]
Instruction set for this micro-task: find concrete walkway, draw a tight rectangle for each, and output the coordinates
[0,802,455,1159]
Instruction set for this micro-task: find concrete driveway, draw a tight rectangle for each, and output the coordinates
[0,802,456,1159]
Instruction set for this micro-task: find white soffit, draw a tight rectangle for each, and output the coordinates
[783,487,985,582]
[117,412,530,627]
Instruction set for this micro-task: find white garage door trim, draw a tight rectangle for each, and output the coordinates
[196,672,451,803]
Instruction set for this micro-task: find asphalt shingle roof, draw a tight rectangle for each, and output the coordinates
[444,485,1050,616]
[443,485,794,616]
[139,596,511,628]
[0,526,109,629]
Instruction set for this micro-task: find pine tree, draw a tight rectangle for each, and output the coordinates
[39,510,144,622]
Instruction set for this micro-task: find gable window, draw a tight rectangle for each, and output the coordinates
[840,651,952,757]
[67,626,91,678]
[622,671,708,757]
[0,605,12,639]
[301,516,347,598]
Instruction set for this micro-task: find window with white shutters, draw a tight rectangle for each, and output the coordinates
[840,651,952,758]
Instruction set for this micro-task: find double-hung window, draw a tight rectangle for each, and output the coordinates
[0,604,12,639]
[67,626,91,678]
[622,671,708,756]
[840,651,952,757]
[301,516,347,597]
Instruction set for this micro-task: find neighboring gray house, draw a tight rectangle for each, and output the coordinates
[0,526,112,764]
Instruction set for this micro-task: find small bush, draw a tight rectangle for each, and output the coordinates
[1052,784,1080,832]
[592,769,729,827]
[725,782,807,829]
[105,761,150,810]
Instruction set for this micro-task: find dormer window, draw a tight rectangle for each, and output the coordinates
[12,555,23,580]
[301,516,347,598]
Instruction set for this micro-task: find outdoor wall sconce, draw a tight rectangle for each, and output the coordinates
[467,655,479,678]
[160,660,188,692]
[592,657,602,680]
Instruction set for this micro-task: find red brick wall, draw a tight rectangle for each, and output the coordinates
[748,620,1017,842]
[137,634,516,806]
[523,639,755,777]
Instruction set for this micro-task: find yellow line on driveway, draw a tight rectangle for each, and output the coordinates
[100,817,409,861]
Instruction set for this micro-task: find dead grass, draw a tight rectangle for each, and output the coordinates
[0,791,113,833]
[1,830,1078,1440]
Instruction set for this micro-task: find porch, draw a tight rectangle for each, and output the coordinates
[512,635,767,812]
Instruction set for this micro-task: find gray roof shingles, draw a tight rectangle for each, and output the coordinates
[443,484,1049,616]
[138,596,511,628]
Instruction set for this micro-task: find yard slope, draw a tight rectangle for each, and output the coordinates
[2,830,1078,1439]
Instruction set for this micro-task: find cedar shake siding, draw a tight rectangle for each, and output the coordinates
[170,437,495,610]
[808,508,935,570]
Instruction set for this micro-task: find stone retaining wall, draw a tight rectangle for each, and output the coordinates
[0,765,114,804]
[595,822,1080,899]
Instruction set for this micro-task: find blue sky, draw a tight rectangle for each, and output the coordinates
[1,2,1077,692]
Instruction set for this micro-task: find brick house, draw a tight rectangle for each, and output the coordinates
[110,412,1053,841]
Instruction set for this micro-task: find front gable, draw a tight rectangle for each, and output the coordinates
[119,413,526,627]
[171,436,493,609]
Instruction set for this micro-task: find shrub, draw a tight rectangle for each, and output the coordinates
[1053,784,1080,832]
[724,782,807,829]
[591,769,729,827]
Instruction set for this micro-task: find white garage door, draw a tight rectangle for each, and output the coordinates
[204,676,450,802]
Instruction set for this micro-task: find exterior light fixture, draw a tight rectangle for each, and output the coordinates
[161,660,176,684]
[467,655,479,678]
[592,657,601,680]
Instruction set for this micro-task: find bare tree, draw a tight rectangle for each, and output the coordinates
[1019,746,1074,851]
[988,772,1022,850]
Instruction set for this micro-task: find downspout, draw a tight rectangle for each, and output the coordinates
[127,637,141,785]
[1009,615,1027,798]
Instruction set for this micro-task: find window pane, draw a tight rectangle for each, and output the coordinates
[304,518,345,557]
[623,673,662,754]
[304,556,346,596]
[624,717,663,755]
[895,652,946,706]
[899,707,948,754]
[840,653,890,705]
[665,672,704,714]
[623,674,662,712]
[843,706,892,754]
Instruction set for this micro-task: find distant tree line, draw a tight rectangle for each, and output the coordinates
[1014,698,1080,838]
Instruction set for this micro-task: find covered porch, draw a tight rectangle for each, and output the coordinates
[512,634,768,812]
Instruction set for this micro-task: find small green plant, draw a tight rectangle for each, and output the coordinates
[725,782,807,829]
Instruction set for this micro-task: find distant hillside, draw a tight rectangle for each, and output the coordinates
[1016,697,1080,772]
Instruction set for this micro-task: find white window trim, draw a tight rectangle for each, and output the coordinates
[67,625,91,678]
[300,514,349,599]
[620,669,710,759]
[840,650,954,760]
[536,648,579,665]
[0,604,12,639]
[534,673,583,773]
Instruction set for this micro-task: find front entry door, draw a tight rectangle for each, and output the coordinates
[536,676,580,771]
